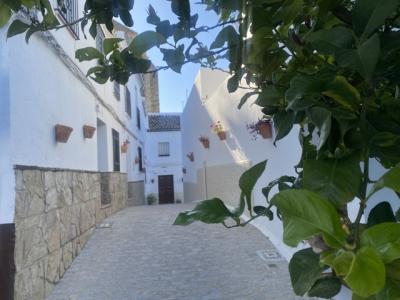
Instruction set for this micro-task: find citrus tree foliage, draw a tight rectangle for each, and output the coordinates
[3,0,400,298]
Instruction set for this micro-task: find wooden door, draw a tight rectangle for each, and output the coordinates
[158,175,174,204]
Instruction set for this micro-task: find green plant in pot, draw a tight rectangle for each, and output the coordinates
[146,194,157,206]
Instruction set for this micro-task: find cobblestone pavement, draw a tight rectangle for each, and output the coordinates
[48,204,308,300]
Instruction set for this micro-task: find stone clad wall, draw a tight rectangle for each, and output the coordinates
[13,167,128,300]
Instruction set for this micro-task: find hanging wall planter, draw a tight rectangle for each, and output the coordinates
[217,131,227,141]
[121,140,130,153]
[199,136,210,149]
[83,125,96,139]
[247,118,273,140]
[55,124,73,143]
[187,152,194,162]
[210,121,227,141]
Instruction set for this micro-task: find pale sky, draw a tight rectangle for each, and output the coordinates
[131,1,220,112]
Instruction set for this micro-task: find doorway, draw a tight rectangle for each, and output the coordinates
[158,175,174,204]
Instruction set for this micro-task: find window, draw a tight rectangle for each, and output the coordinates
[114,81,120,101]
[136,107,141,129]
[125,87,131,117]
[112,129,120,172]
[138,147,143,172]
[158,142,170,157]
[57,0,79,38]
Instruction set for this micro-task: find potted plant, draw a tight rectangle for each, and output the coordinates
[146,194,157,205]
[55,124,73,143]
[121,140,130,153]
[187,152,194,162]
[210,121,226,140]
[198,136,210,148]
[247,118,273,140]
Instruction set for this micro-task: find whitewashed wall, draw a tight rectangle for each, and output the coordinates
[0,5,146,223]
[145,121,184,203]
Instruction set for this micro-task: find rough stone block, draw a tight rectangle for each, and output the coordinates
[14,259,45,300]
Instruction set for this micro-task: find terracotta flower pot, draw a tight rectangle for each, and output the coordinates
[121,144,129,153]
[257,122,272,139]
[217,131,226,141]
[200,139,210,149]
[83,125,96,139]
[55,124,73,143]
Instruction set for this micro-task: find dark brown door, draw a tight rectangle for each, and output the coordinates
[158,175,174,204]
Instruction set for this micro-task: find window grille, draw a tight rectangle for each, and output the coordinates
[112,129,120,172]
[136,107,141,129]
[57,0,79,38]
[138,147,143,172]
[158,142,170,157]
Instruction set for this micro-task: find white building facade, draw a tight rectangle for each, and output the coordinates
[145,114,184,204]
[181,68,400,299]
[0,2,154,298]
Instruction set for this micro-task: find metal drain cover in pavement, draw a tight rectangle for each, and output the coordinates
[256,249,284,262]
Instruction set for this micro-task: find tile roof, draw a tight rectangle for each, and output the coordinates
[148,115,181,132]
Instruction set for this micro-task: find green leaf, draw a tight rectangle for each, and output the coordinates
[255,86,281,108]
[262,176,296,203]
[332,250,355,276]
[353,0,399,39]
[273,110,296,143]
[307,277,342,299]
[361,223,400,263]
[307,26,354,55]
[239,160,267,213]
[344,247,385,298]
[129,31,166,57]
[308,107,332,150]
[303,155,362,207]
[253,206,273,220]
[336,34,381,81]
[173,198,233,225]
[160,45,185,73]
[103,38,123,55]
[367,165,400,199]
[75,47,104,62]
[86,66,109,84]
[282,0,304,25]
[367,202,396,227]
[7,19,29,38]
[146,4,160,25]
[356,34,381,81]
[171,0,190,21]
[119,9,133,27]
[0,4,11,27]
[210,25,239,49]
[271,189,347,248]
[322,76,361,111]
[289,248,327,296]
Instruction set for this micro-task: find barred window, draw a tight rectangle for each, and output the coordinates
[57,0,79,38]
[158,142,170,157]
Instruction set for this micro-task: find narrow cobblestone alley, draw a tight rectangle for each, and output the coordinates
[48,204,305,300]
